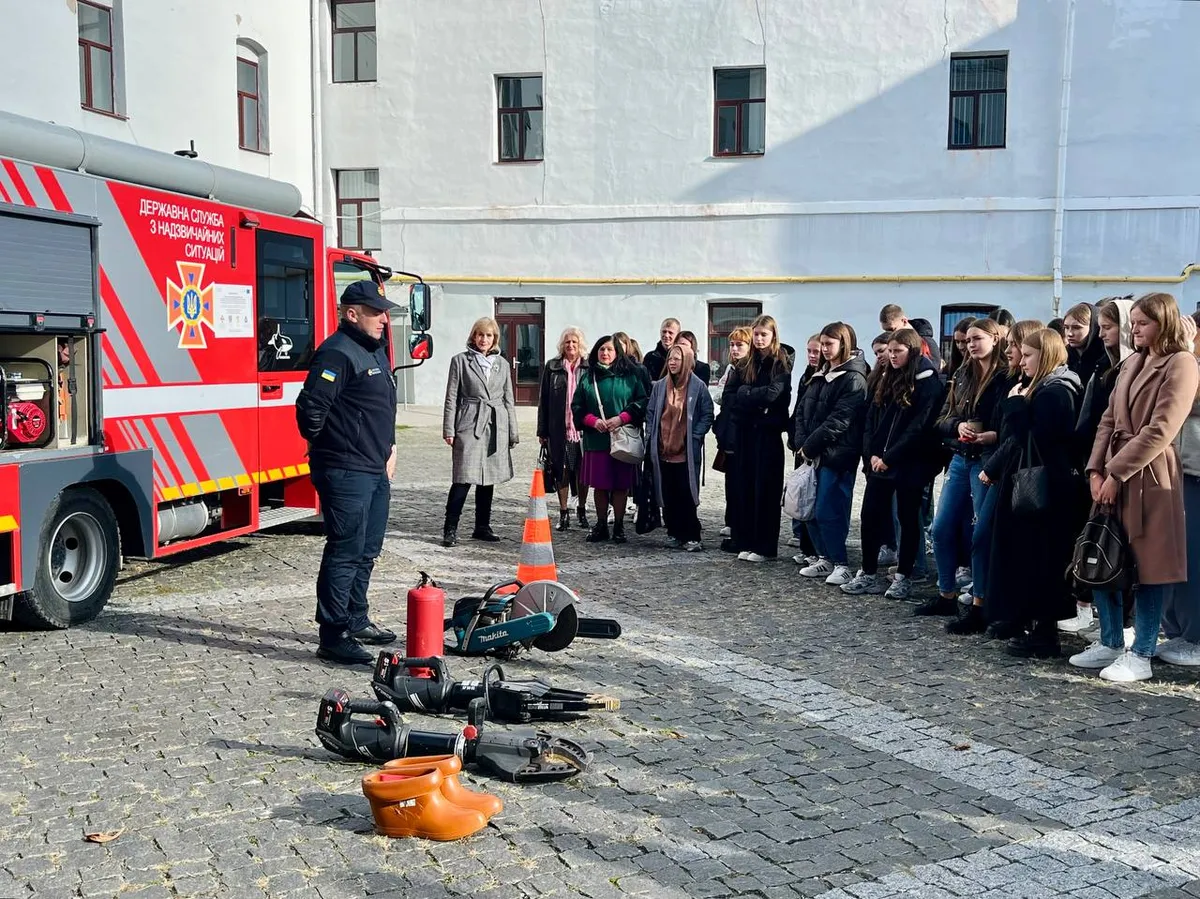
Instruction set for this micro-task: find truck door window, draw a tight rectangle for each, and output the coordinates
[256,231,315,372]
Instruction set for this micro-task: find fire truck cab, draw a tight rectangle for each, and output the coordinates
[0,110,432,629]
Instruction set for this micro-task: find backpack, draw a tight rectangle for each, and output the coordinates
[1069,509,1132,590]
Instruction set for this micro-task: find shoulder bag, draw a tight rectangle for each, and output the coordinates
[594,374,645,466]
[1069,507,1133,589]
[1010,432,1051,516]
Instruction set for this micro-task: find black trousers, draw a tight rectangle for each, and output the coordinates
[731,432,785,558]
[860,476,924,576]
[444,483,494,532]
[660,461,701,542]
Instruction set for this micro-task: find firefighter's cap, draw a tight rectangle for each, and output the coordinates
[340,279,399,313]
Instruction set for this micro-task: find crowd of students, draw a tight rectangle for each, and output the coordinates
[445,294,1200,684]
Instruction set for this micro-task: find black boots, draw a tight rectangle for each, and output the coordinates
[586,524,609,543]
[471,527,501,542]
[576,506,589,529]
[442,528,458,547]
[611,521,627,544]
[914,594,959,617]
[945,603,986,635]
[557,509,570,531]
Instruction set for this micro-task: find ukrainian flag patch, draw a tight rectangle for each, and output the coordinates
[320,369,337,382]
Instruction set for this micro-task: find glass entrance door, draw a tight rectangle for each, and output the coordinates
[495,299,544,405]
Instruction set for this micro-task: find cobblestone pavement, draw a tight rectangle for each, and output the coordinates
[5,415,1200,898]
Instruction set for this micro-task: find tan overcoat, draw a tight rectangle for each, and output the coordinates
[1088,351,1200,584]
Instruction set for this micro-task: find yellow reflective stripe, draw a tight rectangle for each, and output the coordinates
[297,463,310,475]
[235,474,252,487]
[158,463,310,501]
[160,486,182,502]
[268,468,283,481]
[0,515,18,533]
[283,465,298,478]
[217,476,236,490]
[198,480,218,494]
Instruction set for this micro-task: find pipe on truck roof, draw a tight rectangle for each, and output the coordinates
[0,110,303,217]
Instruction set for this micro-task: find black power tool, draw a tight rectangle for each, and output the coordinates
[314,688,590,782]
[372,655,620,724]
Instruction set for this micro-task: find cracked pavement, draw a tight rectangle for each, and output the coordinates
[4,412,1200,898]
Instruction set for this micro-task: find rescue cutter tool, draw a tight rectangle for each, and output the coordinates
[444,579,621,658]
[372,655,620,723]
[314,688,590,782]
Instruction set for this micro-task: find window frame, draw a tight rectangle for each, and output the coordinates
[334,169,381,253]
[947,52,1008,151]
[78,0,115,115]
[256,229,316,373]
[707,301,763,380]
[496,75,544,163]
[237,55,266,153]
[713,67,766,158]
[331,0,376,83]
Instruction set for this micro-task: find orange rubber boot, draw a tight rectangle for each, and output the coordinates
[362,766,487,840]
[383,754,504,819]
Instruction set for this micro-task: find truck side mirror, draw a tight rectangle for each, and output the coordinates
[409,283,431,332]
[409,332,433,361]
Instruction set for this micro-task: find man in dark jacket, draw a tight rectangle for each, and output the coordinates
[879,305,944,372]
[296,280,399,665]
[643,317,680,380]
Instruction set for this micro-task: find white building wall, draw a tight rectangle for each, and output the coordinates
[356,0,1200,403]
[0,0,315,212]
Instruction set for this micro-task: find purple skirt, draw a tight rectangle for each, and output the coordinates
[581,449,637,492]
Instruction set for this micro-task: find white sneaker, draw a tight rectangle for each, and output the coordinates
[1153,636,1188,659]
[1157,640,1200,667]
[786,535,803,547]
[955,567,972,589]
[1080,623,1102,641]
[958,583,973,602]
[825,565,853,586]
[1123,627,1135,648]
[1100,651,1152,683]
[885,575,913,600]
[720,526,732,538]
[683,540,703,553]
[744,552,769,563]
[737,551,751,561]
[877,547,898,567]
[792,553,814,565]
[840,571,886,595]
[800,558,834,578]
[1069,642,1123,669]
[1057,605,1095,634]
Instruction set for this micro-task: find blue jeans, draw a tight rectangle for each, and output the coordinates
[313,467,391,643]
[969,481,999,600]
[1094,584,1172,658]
[810,467,856,566]
[931,454,986,594]
[1163,476,1200,642]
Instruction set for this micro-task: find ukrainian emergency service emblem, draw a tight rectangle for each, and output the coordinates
[166,261,215,349]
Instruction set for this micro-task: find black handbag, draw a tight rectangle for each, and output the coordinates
[634,459,662,534]
[1069,508,1133,589]
[1010,432,1050,516]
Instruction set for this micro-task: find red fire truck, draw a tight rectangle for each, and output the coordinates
[0,111,432,629]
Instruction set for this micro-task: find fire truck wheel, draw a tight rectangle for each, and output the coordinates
[15,488,121,629]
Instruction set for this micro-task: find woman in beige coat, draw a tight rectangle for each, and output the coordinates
[1075,292,1200,683]
[441,317,519,546]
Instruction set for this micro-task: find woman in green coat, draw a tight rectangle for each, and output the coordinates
[571,335,649,544]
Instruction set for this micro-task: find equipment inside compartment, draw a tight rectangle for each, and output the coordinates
[0,335,91,451]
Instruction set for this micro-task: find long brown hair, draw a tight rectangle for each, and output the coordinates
[1132,291,1191,356]
[1006,319,1044,378]
[1022,329,1069,396]
[819,321,857,369]
[871,329,924,408]
[744,314,792,382]
[964,318,1005,407]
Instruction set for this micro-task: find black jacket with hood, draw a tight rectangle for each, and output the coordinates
[791,355,870,472]
[934,362,1009,461]
[725,350,792,434]
[909,318,944,375]
[861,356,946,484]
[1067,306,1111,392]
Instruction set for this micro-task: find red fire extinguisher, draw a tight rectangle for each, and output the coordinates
[405,572,445,678]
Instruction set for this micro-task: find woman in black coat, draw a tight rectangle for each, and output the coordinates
[975,329,1082,656]
[726,315,792,562]
[715,327,752,547]
[792,322,869,586]
[840,329,945,600]
[537,326,589,531]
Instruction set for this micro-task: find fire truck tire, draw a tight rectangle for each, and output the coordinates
[15,488,121,629]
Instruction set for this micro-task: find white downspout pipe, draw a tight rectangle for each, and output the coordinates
[1051,0,1078,319]
[310,0,326,241]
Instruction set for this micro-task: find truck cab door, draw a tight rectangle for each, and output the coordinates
[255,228,318,508]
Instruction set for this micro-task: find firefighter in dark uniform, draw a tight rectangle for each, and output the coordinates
[296,280,400,665]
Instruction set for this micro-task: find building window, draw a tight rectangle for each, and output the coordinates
[714,68,765,157]
[948,54,1007,149]
[707,302,762,377]
[78,0,115,114]
[332,1,376,83]
[237,41,269,153]
[496,76,544,162]
[335,169,381,252]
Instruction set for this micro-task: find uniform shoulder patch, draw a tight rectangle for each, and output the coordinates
[368,367,381,376]
[320,368,338,382]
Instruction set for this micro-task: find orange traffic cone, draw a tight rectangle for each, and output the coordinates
[499,468,558,593]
